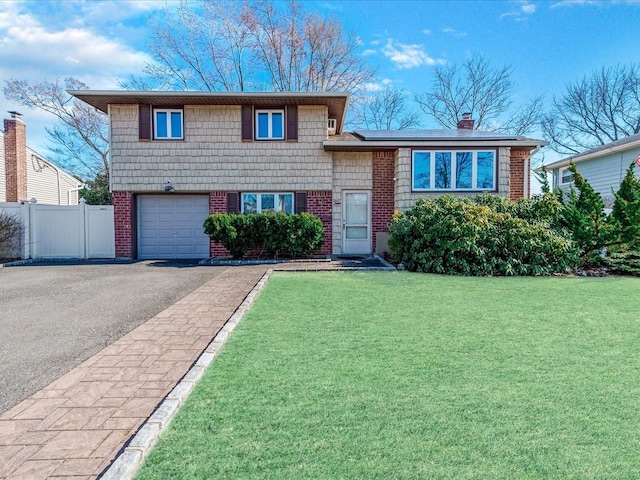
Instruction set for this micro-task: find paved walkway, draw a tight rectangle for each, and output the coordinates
[0,266,268,479]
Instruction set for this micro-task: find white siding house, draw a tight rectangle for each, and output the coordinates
[545,133,640,207]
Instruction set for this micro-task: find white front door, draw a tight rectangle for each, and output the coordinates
[342,190,371,254]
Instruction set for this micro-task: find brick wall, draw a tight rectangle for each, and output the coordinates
[307,190,332,255]
[372,151,395,252]
[208,192,229,257]
[510,149,529,201]
[113,191,134,258]
[3,117,27,202]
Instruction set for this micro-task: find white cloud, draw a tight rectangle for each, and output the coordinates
[422,29,431,35]
[522,3,537,13]
[362,49,377,56]
[442,27,467,38]
[382,39,445,69]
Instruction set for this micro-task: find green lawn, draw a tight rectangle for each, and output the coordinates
[135,272,640,479]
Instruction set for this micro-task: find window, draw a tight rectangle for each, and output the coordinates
[154,109,183,139]
[412,150,496,191]
[560,167,573,185]
[255,110,284,140]
[242,193,293,214]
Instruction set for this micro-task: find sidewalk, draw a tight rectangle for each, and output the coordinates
[0,266,267,480]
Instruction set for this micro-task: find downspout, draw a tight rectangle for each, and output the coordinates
[527,145,543,198]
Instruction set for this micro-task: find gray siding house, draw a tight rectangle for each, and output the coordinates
[545,133,640,207]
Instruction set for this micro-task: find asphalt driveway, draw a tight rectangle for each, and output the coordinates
[0,260,225,413]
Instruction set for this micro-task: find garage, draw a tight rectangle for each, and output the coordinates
[138,195,211,259]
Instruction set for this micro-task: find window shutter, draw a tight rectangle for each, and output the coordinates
[227,192,240,213]
[241,105,253,141]
[286,105,298,141]
[139,105,151,141]
[295,192,307,213]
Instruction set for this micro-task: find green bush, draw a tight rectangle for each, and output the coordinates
[203,212,323,259]
[389,195,580,276]
[609,162,640,249]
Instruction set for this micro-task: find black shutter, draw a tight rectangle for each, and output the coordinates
[286,105,298,141]
[139,105,151,141]
[241,105,253,141]
[295,192,307,213]
[227,192,240,213]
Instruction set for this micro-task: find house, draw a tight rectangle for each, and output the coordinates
[544,133,640,207]
[69,90,547,259]
[1,112,83,205]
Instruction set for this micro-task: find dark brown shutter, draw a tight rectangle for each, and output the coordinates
[241,105,253,141]
[295,192,307,213]
[227,192,240,213]
[286,105,298,141]
[139,105,151,141]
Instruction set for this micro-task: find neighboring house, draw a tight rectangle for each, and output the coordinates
[70,90,547,259]
[1,112,83,205]
[544,133,640,207]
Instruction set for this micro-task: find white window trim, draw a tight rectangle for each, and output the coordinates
[559,167,573,185]
[255,109,285,140]
[154,108,184,140]
[412,149,497,192]
[241,193,294,214]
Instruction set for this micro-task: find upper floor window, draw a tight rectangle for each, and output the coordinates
[242,193,293,214]
[154,109,183,140]
[412,150,496,191]
[560,167,573,185]
[255,110,284,140]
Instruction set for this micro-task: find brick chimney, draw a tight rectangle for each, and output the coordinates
[457,112,475,130]
[4,111,27,202]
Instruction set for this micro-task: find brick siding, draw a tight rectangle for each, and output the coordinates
[208,192,230,257]
[372,151,395,252]
[510,149,529,201]
[3,118,27,202]
[113,191,134,258]
[307,190,332,255]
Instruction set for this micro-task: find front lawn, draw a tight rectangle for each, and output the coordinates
[135,272,640,479]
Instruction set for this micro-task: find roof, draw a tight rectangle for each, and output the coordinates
[324,129,548,151]
[544,132,640,169]
[69,90,350,133]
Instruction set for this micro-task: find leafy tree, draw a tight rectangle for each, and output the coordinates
[414,53,543,135]
[79,173,111,205]
[3,77,109,183]
[542,63,640,155]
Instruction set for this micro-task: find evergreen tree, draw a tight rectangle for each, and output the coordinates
[610,162,640,248]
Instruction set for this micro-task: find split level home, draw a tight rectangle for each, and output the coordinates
[70,90,548,259]
[544,132,640,208]
[1,112,83,205]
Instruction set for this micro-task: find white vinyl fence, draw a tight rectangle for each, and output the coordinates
[0,198,115,260]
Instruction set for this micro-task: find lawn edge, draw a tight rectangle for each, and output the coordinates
[98,268,273,480]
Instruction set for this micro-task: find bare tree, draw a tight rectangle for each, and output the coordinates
[542,64,640,155]
[123,1,253,91]
[3,77,109,182]
[132,0,373,94]
[415,53,543,134]
[352,86,421,130]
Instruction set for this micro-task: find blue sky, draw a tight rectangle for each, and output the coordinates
[1,0,639,170]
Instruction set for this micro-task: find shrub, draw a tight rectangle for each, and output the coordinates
[0,212,23,261]
[558,163,609,258]
[203,212,323,259]
[389,195,580,276]
[609,161,640,249]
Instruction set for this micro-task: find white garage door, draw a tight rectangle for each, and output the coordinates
[138,195,210,259]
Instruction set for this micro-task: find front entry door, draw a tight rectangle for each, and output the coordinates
[342,191,371,254]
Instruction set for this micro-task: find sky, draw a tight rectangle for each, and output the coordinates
[1,0,639,175]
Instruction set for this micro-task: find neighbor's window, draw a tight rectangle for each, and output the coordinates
[412,150,496,191]
[255,110,284,140]
[560,167,573,185]
[154,109,183,139]
[242,193,293,214]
